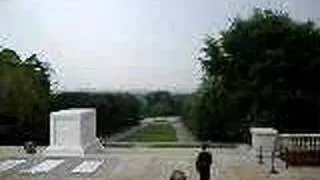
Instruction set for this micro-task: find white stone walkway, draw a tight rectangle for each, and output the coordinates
[0,146,319,180]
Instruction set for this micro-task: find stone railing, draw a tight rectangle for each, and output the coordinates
[277,133,320,151]
[250,127,320,156]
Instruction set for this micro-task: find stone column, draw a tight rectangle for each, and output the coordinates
[250,127,278,157]
[44,108,104,157]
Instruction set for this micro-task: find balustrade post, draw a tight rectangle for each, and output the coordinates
[270,150,278,174]
[258,145,264,164]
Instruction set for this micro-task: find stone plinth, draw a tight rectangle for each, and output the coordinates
[250,127,278,157]
[44,108,104,157]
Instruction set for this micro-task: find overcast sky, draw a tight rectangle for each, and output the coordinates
[0,0,319,93]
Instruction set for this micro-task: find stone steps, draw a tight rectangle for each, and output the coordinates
[0,158,105,175]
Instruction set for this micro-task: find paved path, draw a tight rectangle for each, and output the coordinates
[1,146,319,180]
[171,119,196,142]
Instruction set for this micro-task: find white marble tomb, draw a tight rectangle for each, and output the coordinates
[44,108,104,157]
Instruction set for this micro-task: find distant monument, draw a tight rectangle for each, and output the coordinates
[44,108,104,157]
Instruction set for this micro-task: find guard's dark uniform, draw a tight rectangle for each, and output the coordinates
[196,151,212,180]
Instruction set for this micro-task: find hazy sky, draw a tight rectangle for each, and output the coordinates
[1,0,319,93]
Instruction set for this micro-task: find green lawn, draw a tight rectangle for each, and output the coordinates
[123,124,177,142]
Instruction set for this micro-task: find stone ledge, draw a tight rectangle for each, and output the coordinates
[104,142,239,148]
[250,127,278,135]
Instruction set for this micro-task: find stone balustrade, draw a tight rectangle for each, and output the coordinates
[250,127,320,155]
[278,133,320,151]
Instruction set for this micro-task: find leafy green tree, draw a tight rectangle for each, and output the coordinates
[0,49,51,144]
[190,9,320,142]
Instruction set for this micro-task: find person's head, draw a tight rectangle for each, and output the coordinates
[201,143,209,151]
[170,170,186,180]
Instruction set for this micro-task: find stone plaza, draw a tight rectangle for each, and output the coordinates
[1,146,320,180]
[0,108,319,180]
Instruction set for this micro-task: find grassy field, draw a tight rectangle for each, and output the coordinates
[122,124,177,142]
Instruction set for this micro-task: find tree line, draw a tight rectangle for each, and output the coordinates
[144,91,187,117]
[181,9,320,142]
[0,52,145,145]
[0,49,185,145]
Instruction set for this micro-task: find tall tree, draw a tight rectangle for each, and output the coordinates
[190,9,320,142]
[0,49,51,144]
